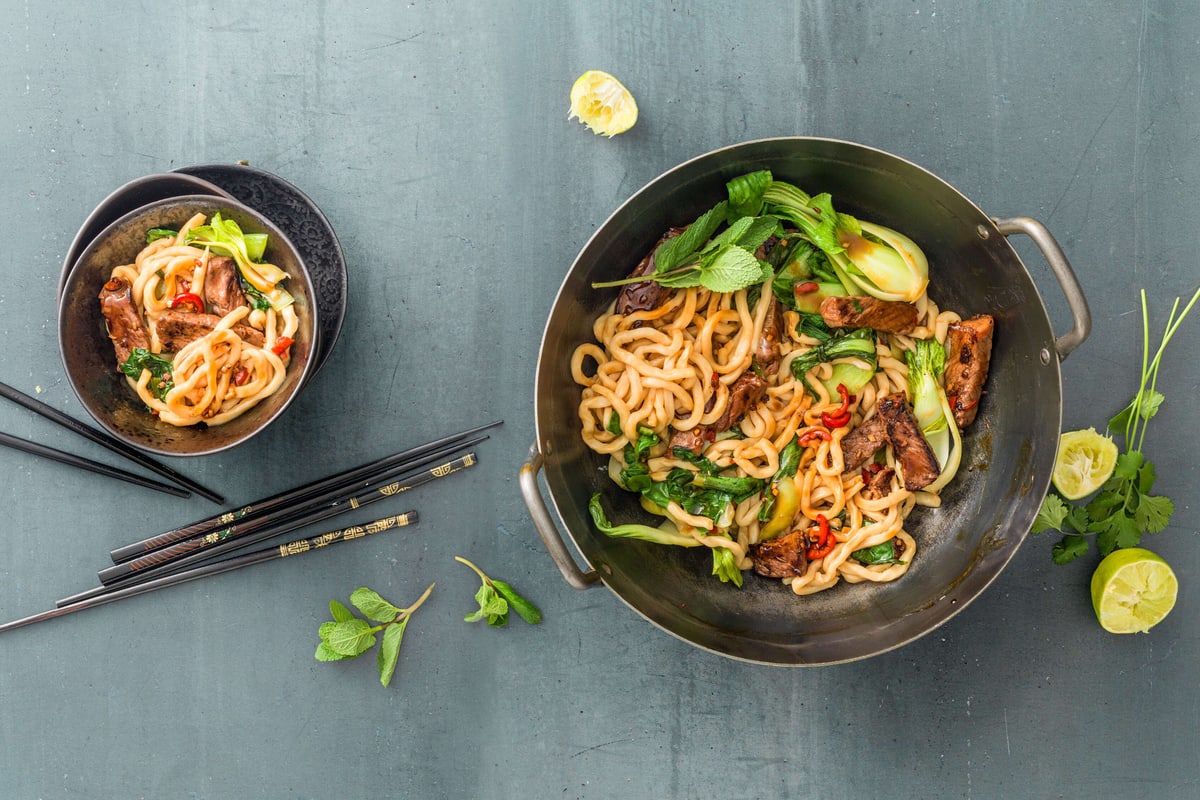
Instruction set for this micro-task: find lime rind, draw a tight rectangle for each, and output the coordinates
[1052,427,1119,500]
[1090,547,1178,634]
[569,70,638,137]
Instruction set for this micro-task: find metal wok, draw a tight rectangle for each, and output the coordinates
[520,138,1090,665]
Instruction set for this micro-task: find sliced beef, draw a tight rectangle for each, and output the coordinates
[840,413,889,472]
[861,465,896,500]
[755,295,785,375]
[668,428,707,457]
[203,256,247,317]
[156,309,265,352]
[876,392,940,491]
[944,314,994,428]
[751,528,809,578]
[614,227,685,318]
[712,371,767,432]
[99,277,149,367]
[820,295,919,334]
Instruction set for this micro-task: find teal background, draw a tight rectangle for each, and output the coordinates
[1,2,1197,797]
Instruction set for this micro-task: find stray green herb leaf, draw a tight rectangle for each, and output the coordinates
[455,556,543,626]
[315,583,434,687]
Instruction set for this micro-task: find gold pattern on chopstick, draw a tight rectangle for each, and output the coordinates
[380,481,404,496]
[342,526,366,540]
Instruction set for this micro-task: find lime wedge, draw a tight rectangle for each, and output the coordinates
[569,70,638,137]
[1090,547,1178,633]
[1052,427,1118,500]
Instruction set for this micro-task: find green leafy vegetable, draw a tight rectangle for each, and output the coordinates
[605,410,623,436]
[788,328,878,397]
[731,171,929,302]
[757,436,803,539]
[904,337,962,493]
[588,493,700,547]
[1035,286,1199,563]
[711,544,744,588]
[145,228,178,244]
[119,347,174,401]
[455,556,543,627]
[315,584,434,687]
[618,426,660,493]
[851,540,906,566]
[185,212,293,310]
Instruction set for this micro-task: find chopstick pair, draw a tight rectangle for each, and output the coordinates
[56,420,500,607]
[0,419,501,634]
[0,511,419,635]
[0,381,223,503]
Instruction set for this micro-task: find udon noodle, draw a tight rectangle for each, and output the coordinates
[573,282,963,596]
[103,213,297,427]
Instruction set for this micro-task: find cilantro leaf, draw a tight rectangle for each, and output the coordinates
[1051,534,1090,565]
[1033,494,1069,533]
[1134,493,1174,535]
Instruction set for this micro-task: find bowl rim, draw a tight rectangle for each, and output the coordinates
[58,193,320,457]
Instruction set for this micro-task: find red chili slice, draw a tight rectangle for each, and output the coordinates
[797,428,832,447]
[794,281,820,295]
[270,336,294,356]
[805,514,835,560]
[168,292,204,313]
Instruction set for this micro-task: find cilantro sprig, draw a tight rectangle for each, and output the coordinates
[315,584,434,687]
[455,556,542,627]
[1035,286,1199,564]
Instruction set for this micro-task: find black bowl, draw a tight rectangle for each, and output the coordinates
[58,195,319,456]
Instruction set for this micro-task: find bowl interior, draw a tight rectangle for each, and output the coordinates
[535,137,1064,664]
[59,194,318,457]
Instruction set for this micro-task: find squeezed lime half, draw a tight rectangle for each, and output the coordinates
[1090,547,1178,634]
[1052,427,1118,500]
[569,70,638,137]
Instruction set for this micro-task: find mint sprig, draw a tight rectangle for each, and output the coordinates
[455,556,542,627]
[315,584,434,687]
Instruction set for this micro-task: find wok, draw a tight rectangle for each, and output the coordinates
[520,138,1090,665]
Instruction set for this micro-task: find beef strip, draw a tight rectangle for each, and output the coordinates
[876,392,940,491]
[751,528,809,578]
[861,465,896,500]
[156,309,265,351]
[203,256,248,317]
[840,413,889,472]
[98,277,149,367]
[711,372,767,432]
[614,227,686,318]
[667,428,707,456]
[820,295,919,334]
[755,295,785,375]
[944,314,994,428]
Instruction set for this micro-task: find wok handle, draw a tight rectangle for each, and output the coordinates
[519,442,601,590]
[992,216,1092,361]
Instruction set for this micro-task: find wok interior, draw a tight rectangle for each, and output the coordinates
[536,139,1062,664]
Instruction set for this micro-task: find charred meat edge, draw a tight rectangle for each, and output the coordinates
[944,314,994,428]
[202,256,248,317]
[156,309,265,351]
[99,277,150,368]
[819,295,919,335]
[751,528,809,578]
[876,392,940,491]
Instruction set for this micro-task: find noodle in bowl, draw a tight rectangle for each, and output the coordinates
[60,195,318,457]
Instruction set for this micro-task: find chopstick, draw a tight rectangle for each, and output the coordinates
[0,381,223,504]
[0,511,417,635]
[59,451,478,607]
[108,419,502,564]
[0,431,190,498]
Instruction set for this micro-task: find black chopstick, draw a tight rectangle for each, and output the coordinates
[0,431,190,498]
[0,381,223,504]
[0,511,417,635]
[59,452,477,607]
[108,419,502,563]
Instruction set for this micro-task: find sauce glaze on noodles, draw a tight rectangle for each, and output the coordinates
[572,283,962,596]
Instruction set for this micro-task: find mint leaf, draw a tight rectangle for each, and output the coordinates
[324,618,377,657]
[492,580,542,625]
[465,584,509,626]
[697,245,767,293]
[1135,493,1174,534]
[1033,494,1068,533]
[1051,534,1089,564]
[329,600,355,623]
[653,202,728,273]
[350,587,402,623]
[377,617,408,687]
[315,641,352,662]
